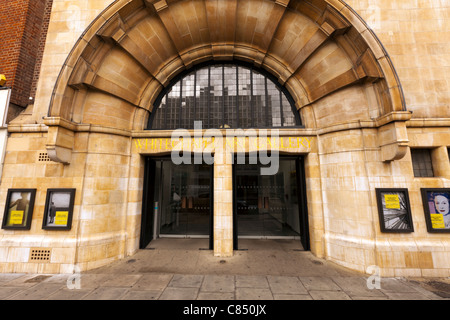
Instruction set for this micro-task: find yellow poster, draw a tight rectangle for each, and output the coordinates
[9,210,24,225]
[54,211,69,226]
[430,214,445,229]
[384,194,400,209]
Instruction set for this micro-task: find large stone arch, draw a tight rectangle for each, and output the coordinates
[43,0,410,164]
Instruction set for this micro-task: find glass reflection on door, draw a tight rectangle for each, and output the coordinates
[159,161,212,237]
[235,159,301,238]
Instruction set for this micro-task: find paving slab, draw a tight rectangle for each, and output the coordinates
[0,287,25,299]
[201,275,235,293]
[299,276,341,291]
[131,274,173,291]
[332,276,386,298]
[351,295,389,300]
[379,278,420,293]
[7,283,63,300]
[101,274,142,287]
[197,292,235,300]
[169,274,204,288]
[235,288,274,300]
[273,294,313,300]
[235,275,269,288]
[82,287,129,300]
[120,290,162,300]
[408,281,449,300]
[2,274,48,287]
[0,274,26,283]
[383,291,432,300]
[159,287,199,300]
[309,290,352,300]
[77,274,112,289]
[46,288,93,300]
[43,274,73,284]
[267,276,308,295]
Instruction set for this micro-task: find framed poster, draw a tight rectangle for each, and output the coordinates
[42,189,76,230]
[420,188,450,233]
[375,188,414,233]
[2,189,36,230]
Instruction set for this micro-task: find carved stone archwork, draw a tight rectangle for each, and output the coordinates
[37,0,408,165]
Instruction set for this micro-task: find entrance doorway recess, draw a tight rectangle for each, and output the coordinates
[233,157,309,251]
[141,156,309,252]
[140,158,214,249]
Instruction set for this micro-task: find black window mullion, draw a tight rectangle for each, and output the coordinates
[264,77,269,127]
[236,65,239,128]
[279,90,284,127]
[222,65,225,128]
[250,69,254,128]
[179,81,183,128]
[193,71,197,130]
[207,66,211,129]
[164,95,168,129]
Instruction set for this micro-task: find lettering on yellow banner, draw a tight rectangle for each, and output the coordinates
[384,194,400,209]
[430,214,445,229]
[54,211,69,226]
[9,210,24,225]
[134,137,313,152]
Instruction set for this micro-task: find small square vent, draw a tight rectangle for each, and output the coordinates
[29,248,52,262]
[38,152,51,162]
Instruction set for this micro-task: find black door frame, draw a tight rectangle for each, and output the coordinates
[140,157,156,249]
[140,156,214,250]
[232,155,310,250]
[296,156,310,250]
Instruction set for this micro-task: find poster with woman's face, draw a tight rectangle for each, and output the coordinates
[426,191,450,230]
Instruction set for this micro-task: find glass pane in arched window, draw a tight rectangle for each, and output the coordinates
[167,83,180,129]
[224,65,237,128]
[281,93,296,127]
[267,81,281,127]
[152,96,165,129]
[252,72,266,128]
[210,66,223,129]
[148,63,300,130]
[238,67,252,128]
[181,73,195,129]
[196,68,208,126]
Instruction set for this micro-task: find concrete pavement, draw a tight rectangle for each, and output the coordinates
[0,239,448,300]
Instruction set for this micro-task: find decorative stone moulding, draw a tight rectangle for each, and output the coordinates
[375,111,412,162]
[42,0,407,164]
[44,117,76,164]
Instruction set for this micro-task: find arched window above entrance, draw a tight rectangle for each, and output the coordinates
[148,63,301,130]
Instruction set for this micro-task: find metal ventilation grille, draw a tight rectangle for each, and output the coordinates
[29,249,51,262]
[38,152,51,162]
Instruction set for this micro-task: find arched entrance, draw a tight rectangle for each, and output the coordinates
[138,57,311,252]
[37,0,410,269]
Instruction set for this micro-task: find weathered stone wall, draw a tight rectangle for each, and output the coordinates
[347,0,450,118]
[0,0,448,277]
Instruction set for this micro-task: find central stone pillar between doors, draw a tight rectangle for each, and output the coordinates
[213,149,234,257]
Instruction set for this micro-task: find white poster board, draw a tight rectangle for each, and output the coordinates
[0,88,11,127]
[0,88,10,182]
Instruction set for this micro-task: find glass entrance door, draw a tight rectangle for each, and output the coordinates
[234,159,303,242]
[157,161,213,239]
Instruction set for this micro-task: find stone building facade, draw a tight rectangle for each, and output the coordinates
[0,0,448,277]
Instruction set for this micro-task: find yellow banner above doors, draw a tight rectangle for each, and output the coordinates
[133,136,313,154]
